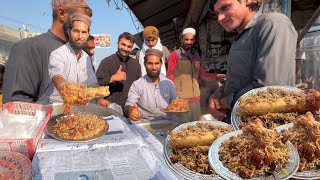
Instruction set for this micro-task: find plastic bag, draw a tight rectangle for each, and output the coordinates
[0,109,38,138]
[107,103,124,115]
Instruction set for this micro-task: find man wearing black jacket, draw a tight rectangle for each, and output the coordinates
[96,32,141,109]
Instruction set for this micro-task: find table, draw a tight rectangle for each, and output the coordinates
[32,114,179,180]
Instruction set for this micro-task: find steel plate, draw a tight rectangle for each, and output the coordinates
[163,120,230,180]
[208,130,300,180]
[231,86,303,130]
[46,114,109,142]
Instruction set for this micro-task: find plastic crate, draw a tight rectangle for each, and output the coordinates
[0,102,53,159]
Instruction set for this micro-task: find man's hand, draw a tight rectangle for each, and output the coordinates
[98,98,111,107]
[208,93,227,121]
[128,103,141,121]
[110,65,126,83]
[219,97,228,110]
[216,74,227,83]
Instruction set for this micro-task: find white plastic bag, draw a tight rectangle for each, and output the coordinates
[107,103,123,115]
[0,109,38,138]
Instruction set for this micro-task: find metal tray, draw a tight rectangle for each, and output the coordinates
[208,130,300,180]
[230,86,302,130]
[163,120,230,180]
[46,113,109,142]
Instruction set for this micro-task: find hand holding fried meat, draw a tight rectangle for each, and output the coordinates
[280,112,320,171]
[60,82,110,115]
[238,88,320,116]
[219,119,289,178]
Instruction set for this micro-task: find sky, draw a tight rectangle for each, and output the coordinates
[0,0,142,66]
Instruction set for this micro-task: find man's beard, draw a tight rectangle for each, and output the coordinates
[70,38,86,51]
[146,69,160,79]
[63,23,69,40]
[183,44,192,50]
[118,49,129,57]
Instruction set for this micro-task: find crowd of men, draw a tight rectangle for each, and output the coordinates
[1,0,298,123]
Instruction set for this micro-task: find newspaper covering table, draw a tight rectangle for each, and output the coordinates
[32,116,178,180]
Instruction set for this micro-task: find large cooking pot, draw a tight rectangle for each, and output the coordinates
[48,103,125,119]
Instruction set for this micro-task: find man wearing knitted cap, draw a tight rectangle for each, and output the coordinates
[136,26,170,77]
[3,0,92,104]
[167,27,205,121]
[38,14,109,107]
[125,49,177,122]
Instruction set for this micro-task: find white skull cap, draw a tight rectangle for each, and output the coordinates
[182,28,196,35]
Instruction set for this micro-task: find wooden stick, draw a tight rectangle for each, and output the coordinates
[297,6,320,45]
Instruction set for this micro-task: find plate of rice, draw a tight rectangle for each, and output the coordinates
[209,119,299,180]
[163,120,232,180]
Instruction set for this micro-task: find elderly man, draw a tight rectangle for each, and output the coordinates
[125,49,177,122]
[96,32,141,109]
[136,26,170,76]
[38,13,108,106]
[208,0,297,122]
[3,0,92,104]
[167,27,204,121]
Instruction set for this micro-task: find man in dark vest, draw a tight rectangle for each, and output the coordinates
[167,27,204,121]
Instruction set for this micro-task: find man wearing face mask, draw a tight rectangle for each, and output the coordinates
[96,32,141,110]
[167,27,205,121]
[37,13,109,107]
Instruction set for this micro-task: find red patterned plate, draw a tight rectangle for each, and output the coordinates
[0,151,32,179]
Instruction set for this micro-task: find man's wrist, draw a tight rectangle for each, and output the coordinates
[109,75,115,83]
[98,98,110,106]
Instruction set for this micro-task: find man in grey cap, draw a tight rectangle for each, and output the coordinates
[38,13,109,107]
[125,49,177,122]
[3,0,92,104]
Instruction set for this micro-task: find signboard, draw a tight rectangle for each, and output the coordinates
[24,32,42,39]
[92,34,111,48]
